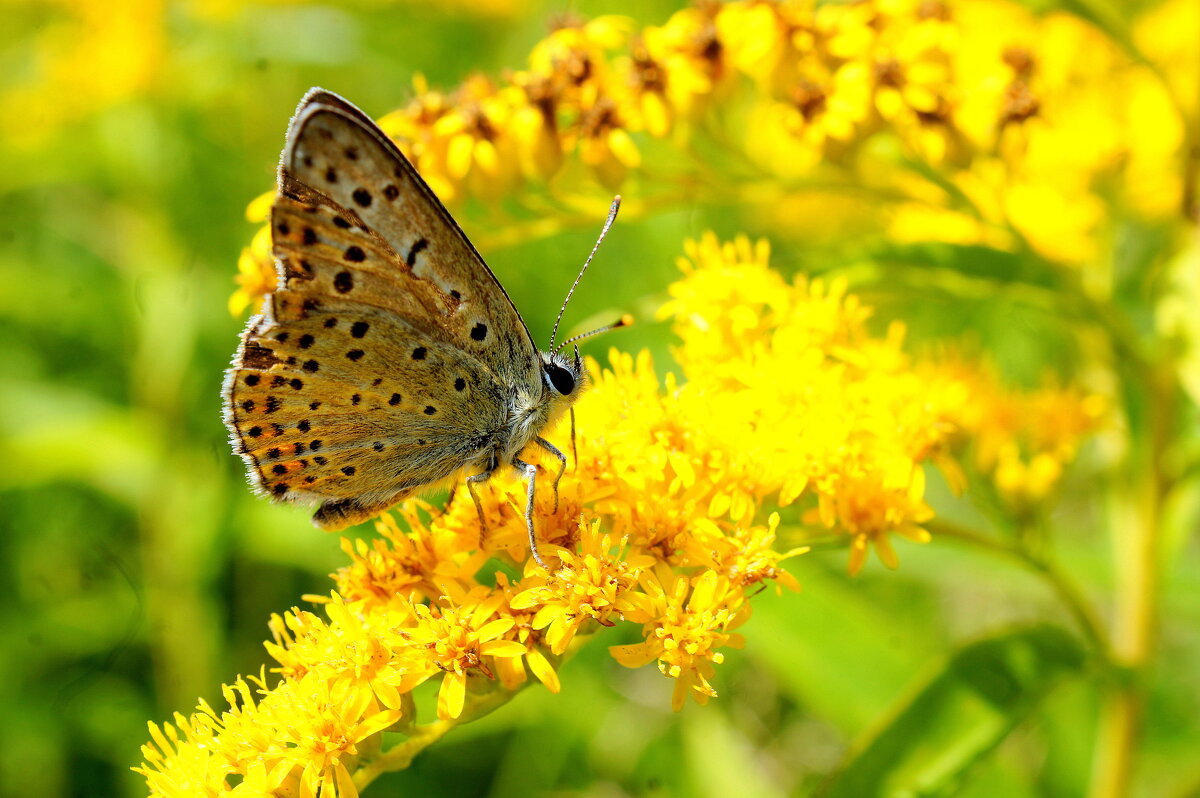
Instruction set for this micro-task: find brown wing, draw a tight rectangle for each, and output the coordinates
[281,88,541,379]
[222,88,537,528]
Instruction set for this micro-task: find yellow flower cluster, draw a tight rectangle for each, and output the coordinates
[153,227,1110,793]
[658,233,956,574]
[232,0,1193,313]
[935,359,1107,505]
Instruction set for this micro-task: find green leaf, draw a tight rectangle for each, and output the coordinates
[820,625,1087,798]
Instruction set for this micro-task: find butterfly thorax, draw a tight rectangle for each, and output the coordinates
[492,349,586,470]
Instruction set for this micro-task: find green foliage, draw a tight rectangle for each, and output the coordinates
[1,1,1197,797]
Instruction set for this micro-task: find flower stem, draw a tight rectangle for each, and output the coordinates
[927,519,1109,654]
[1088,362,1176,798]
[353,687,518,789]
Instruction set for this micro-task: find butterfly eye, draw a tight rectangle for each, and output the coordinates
[544,364,576,396]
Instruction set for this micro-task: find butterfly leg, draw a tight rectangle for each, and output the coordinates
[512,456,548,569]
[534,436,567,513]
[467,456,498,550]
[569,407,578,473]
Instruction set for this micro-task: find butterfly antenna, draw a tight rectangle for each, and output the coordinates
[570,344,581,471]
[551,196,622,349]
[556,314,633,352]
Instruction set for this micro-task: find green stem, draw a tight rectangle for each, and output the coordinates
[927,519,1109,655]
[1088,363,1176,798]
[353,687,518,790]
[353,719,453,787]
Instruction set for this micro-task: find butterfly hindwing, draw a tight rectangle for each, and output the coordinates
[225,305,505,512]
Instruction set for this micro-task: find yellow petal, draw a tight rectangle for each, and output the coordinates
[847,535,868,576]
[532,603,566,630]
[874,533,899,570]
[334,760,359,798]
[708,491,731,517]
[510,588,544,610]
[607,128,642,168]
[245,190,275,222]
[609,640,662,668]
[642,91,671,137]
[473,137,500,176]
[527,649,561,693]
[447,133,475,179]
[895,524,932,544]
[437,672,466,720]
[670,670,693,711]
[358,708,403,738]
[480,639,527,658]
[476,617,515,641]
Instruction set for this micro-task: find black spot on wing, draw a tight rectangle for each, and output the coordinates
[406,238,428,267]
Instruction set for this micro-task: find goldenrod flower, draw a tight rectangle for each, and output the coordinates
[511,522,656,655]
[640,5,728,119]
[488,572,563,693]
[185,0,1172,789]
[153,216,1114,791]
[266,596,412,710]
[331,505,487,606]
[507,72,566,180]
[432,76,521,201]
[682,513,805,592]
[386,597,526,720]
[611,570,749,710]
[573,96,642,191]
[228,224,275,316]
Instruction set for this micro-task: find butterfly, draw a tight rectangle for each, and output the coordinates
[222,88,624,566]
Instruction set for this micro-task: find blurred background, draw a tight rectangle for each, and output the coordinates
[1,1,1197,797]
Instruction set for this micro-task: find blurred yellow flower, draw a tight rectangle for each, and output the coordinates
[228,225,276,316]
[1,0,165,149]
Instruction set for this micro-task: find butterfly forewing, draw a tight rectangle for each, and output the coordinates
[284,91,541,382]
[224,89,543,528]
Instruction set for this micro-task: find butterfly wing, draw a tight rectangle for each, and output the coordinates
[223,89,541,529]
[284,88,541,377]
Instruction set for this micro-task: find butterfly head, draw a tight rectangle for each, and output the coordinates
[539,348,585,402]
